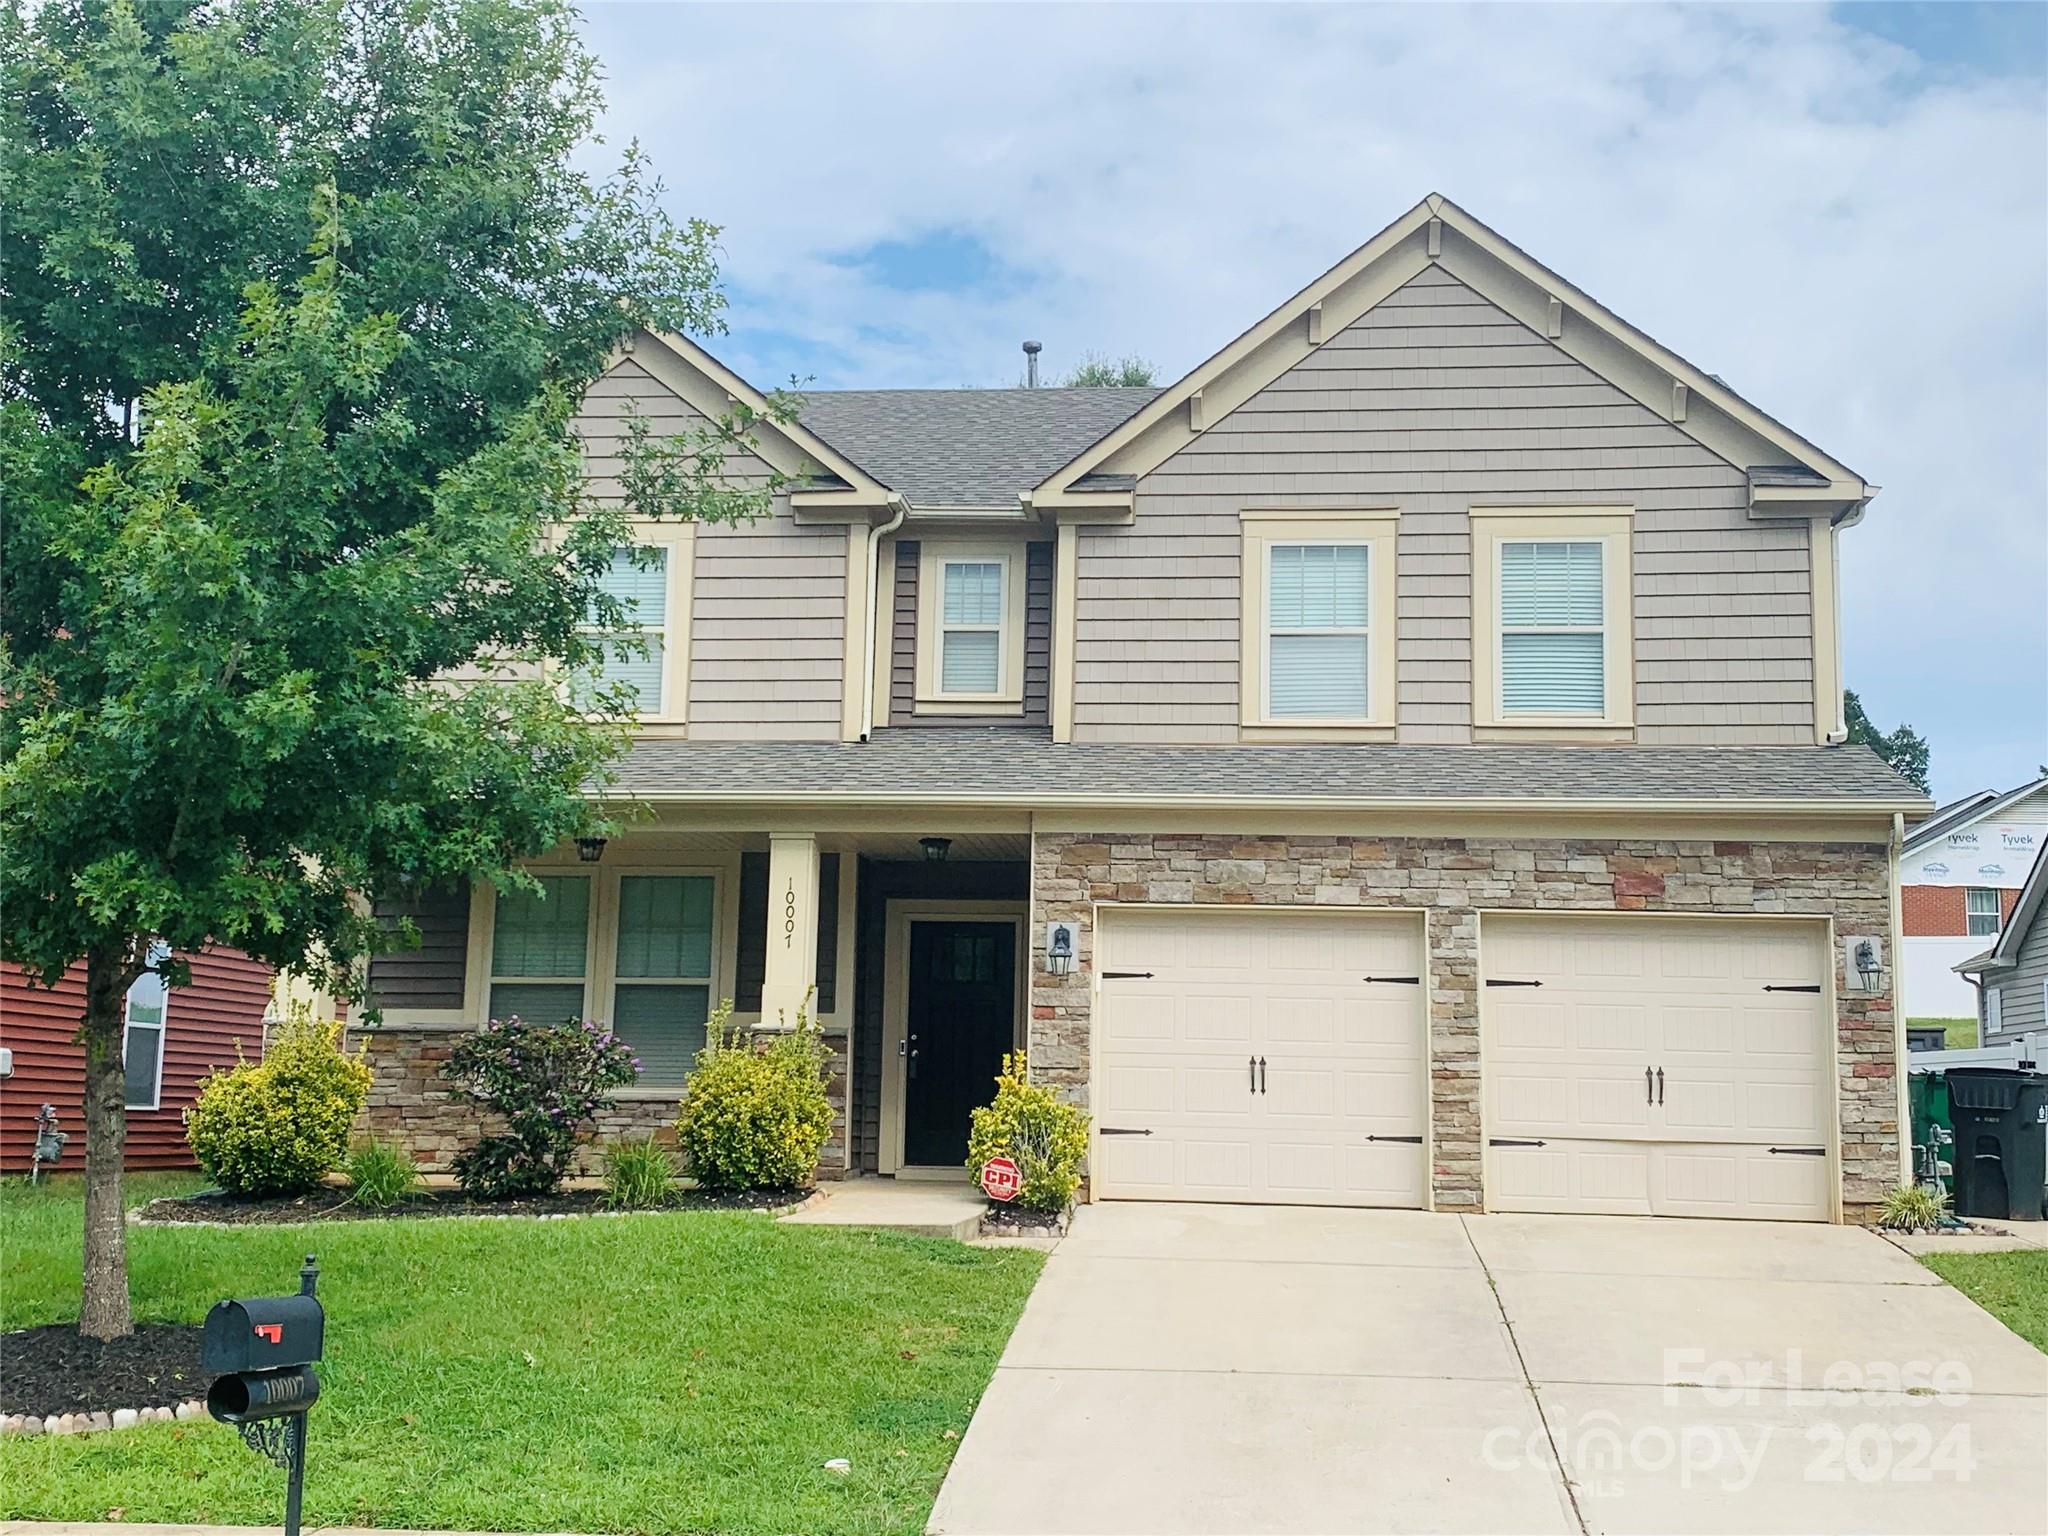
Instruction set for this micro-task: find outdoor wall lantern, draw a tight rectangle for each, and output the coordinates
[919,836,952,863]
[1845,936,1887,995]
[1045,921,1079,976]
[575,836,608,864]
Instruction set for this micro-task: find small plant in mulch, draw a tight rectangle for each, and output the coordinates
[1877,1182,1955,1233]
[440,1016,638,1200]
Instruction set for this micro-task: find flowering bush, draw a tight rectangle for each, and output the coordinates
[440,1017,638,1199]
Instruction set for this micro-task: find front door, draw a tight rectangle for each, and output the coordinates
[903,921,1017,1167]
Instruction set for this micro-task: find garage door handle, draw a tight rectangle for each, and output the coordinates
[1656,1067,1664,1106]
[1250,1056,1257,1092]
[1258,1056,1267,1094]
[1485,978,1543,988]
[1763,984,1822,993]
[1100,1127,1154,1137]
[1103,971,1154,980]
[1364,975,1420,984]
[1646,1066,1654,1104]
[1489,1138,1546,1148]
[1366,1134,1424,1144]
[1768,1146,1826,1156]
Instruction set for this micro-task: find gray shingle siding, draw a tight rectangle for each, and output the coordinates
[887,540,1052,728]
[1074,265,1815,746]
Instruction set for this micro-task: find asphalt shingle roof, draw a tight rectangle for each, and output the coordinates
[797,388,1161,508]
[609,733,1925,807]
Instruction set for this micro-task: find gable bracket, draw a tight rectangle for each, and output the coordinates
[1307,302,1325,346]
[1189,389,1207,433]
[1671,382,1688,423]
[1545,295,1563,338]
[1426,217,1442,258]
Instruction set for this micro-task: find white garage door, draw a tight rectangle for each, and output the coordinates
[1094,908,1428,1207]
[1484,915,1834,1222]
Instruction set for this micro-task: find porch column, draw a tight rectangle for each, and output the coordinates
[760,833,820,1028]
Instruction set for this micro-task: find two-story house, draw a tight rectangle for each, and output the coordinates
[358,194,1928,1223]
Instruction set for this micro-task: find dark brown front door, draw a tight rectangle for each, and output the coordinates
[904,921,1017,1167]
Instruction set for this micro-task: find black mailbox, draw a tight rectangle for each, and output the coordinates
[203,1294,324,1373]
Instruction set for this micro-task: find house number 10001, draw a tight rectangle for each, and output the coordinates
[782,878,798,949]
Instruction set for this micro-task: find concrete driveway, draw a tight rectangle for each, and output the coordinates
[930,1204,2048,1535]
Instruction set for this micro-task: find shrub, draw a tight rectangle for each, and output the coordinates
[967,1052,1089,1214]
[1878,1182,1951,1233]
[187,1011,371,1197]
[440,1016,638,1200]
[674,1002,834,1191]
[601,1136,677,1209]
[345,1137,423,1208]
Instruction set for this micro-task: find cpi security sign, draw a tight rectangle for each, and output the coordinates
[980,1155,1021,1203]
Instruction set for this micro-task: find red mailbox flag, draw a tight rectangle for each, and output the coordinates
[980,1155,1021,1203]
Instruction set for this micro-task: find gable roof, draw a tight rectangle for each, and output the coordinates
[1957,841,2048,976]
[797,388,1160,509]
[1904,775,2048,852]
[1032,193,1873,518]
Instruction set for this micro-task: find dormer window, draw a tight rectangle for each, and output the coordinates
[916,541,1026,714]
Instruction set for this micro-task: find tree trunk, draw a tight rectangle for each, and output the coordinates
[80,940,137,1341]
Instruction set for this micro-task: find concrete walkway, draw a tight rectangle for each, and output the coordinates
[929,1203,2048,1535]
[778,1177,986,1240]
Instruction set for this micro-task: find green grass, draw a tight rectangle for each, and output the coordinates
[1,1173,1042,1535]
[1910,1016,1978,1050]
[1922,1250,2048,1353]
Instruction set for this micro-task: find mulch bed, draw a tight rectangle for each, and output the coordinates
[1,1323,209,1419]
[979,1204,1068,1235]
[139,1185,814,1226]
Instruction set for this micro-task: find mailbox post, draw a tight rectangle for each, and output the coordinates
[203,1255,324,1536]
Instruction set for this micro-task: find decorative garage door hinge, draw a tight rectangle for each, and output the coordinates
[1768,1146,1826,1156]
[1762,984,1823,993]
[1365,1134,1424,1144]
[1098,1127,1154,1137]
[1484,978,1543,988]
[1488,1137,1547,1148]
[1101,970,1155,980]
[1363,975,1421,984]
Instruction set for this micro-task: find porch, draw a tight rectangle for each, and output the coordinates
[358,817,1034,1181]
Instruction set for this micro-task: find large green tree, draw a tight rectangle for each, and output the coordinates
[1845,689,1932,794]
[1,0,777,1338]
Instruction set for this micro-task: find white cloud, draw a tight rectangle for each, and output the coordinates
[579,0,2047,799]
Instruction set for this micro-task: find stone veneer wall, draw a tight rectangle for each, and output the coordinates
[1029,833,1899,1220]
[355,1027,852,1179]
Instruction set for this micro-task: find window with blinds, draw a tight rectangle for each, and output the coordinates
[1267,543,1371,717]
[1499,540,1605,714]
[610,874,716,1089]
[122,941,171,1110]
[488,875,591,1025]
[940,559,1005,695]
[589,546,668,712]
[1966,887,2002,938]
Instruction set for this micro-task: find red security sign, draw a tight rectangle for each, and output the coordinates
[980,1155,1021,1203]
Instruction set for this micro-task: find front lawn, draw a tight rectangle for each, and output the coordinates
[1,1173,1042,1535]
[1921,1250,2048,1352]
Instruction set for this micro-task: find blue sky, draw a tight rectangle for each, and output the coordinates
[578,1,2047,802]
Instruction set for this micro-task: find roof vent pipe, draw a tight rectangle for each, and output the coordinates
[1022,339,1042,388]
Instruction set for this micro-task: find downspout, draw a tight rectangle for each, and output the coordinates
[860,494,910,741]
[1890,809,1909,1189]
[1824,500,1864,744]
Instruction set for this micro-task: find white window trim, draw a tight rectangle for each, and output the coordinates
[482,872,601,1026]
[576,521,695,732]
[914,540,1028,714]
[1470,506,1635,738]
[601,864,725,1097]
[1965,887,2002,938]
[122,942,171,1112]
[1238,510,1399,741]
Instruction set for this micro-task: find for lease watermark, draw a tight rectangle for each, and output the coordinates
[1482,1352,1979,1496]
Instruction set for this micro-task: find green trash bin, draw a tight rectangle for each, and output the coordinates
[1945,1069,2048,1222]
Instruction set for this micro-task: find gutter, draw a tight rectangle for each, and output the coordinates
[859,495,909,741]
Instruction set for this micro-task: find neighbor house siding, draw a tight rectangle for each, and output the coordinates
[574,357,847,742]
[887,539,1053,729]
[1985,921,2048,1040]
[1073,265,1815,745]
[0,950,272,1172]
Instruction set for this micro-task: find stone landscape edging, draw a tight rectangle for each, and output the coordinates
[1,1401,206,1438]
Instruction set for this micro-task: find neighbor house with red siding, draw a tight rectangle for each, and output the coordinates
[0,949,273,1172]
